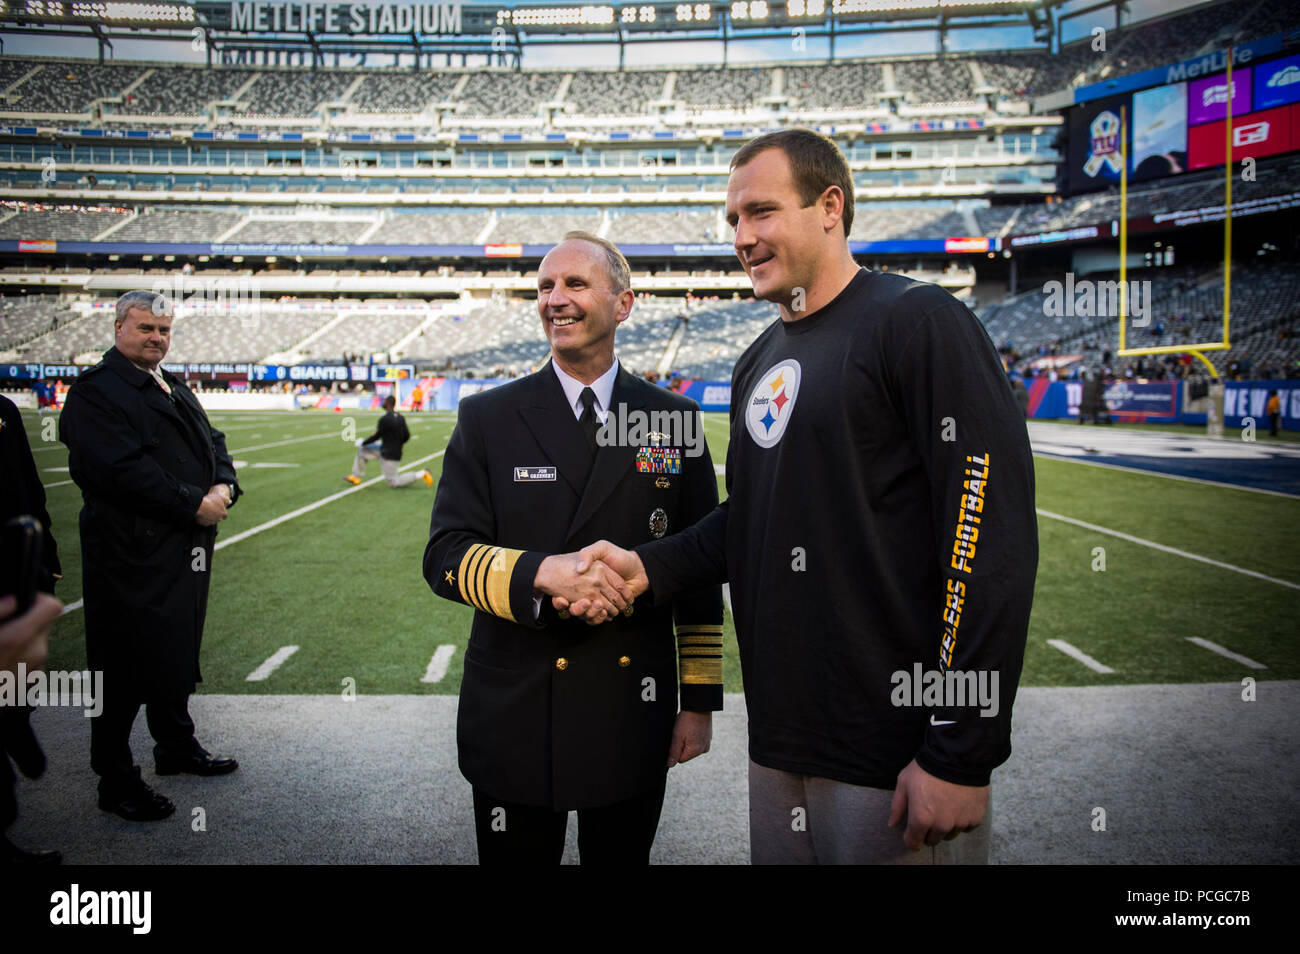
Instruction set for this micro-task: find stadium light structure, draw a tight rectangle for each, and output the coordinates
[730,1,769,20]
[496,5,617,27]
[787,0,826,17]
[675,2,713,21]
[830,0,1037,13]
[13,0,194,20]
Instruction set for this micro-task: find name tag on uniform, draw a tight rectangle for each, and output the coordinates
[514,466,556,482]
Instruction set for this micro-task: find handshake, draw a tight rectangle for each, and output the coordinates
[532,541,650,625]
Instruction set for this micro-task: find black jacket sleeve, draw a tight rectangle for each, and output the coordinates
[0,395,61,591]
[423,397,547,627]
[882,292,1039,787]
[668,406,725,712]
[206,407,240,506]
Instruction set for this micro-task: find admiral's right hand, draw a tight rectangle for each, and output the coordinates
[195,492,229,526]
[534,554,630,625]
[553,541,649,622]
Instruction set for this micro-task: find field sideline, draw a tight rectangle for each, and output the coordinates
[23,407,1300,695]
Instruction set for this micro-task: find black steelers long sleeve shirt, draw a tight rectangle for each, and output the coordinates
[637,267,1038,789]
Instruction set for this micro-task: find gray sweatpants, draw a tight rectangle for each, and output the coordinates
[748,759,991,865]
[352,447,419,487]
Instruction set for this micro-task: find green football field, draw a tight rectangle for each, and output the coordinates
[22,407,1300,694]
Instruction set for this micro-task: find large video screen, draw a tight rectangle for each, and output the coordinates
[1064,54,1299,194]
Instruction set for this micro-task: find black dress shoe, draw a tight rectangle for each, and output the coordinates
[98,769,175,822]
[2,836,62,865]
[155,749,238,777]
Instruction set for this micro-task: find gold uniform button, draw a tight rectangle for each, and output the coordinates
[618,656,631,668]
[555,657,568,671]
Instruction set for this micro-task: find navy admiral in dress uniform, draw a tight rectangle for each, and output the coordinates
[424,232,724,864]
[60,290,240,823]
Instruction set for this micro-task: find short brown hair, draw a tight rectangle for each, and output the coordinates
[560,230,632,292]
[730,128,855,238]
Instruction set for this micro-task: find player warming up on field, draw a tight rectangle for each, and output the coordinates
[345,394,433,489]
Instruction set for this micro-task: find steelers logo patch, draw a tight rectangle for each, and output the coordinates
[745,359,801,449]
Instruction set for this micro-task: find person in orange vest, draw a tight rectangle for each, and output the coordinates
[1266,390,1281,437]
[410,384,424,412]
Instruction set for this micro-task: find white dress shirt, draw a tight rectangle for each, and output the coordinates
[551,357,619,423]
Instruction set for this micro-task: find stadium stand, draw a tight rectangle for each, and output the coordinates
[227,216,373,245]
[237,70,355,118]
[848,204,970,242]
[674,67,770,110]
[784,62,885,111]
[672,299,778,380]
[0,293,79,350]
[564,70,668,116]
[893,60,977,105]
[3,62,144,113]
[296,307,428,362]
[0,204,130,241]
[490,209,604,244]
[982,260,1300,380]
[349,71,461,113]
[121,68,256,116]
[606,208,718,244]
[377,209,491,245]
[455,71,563,118]
[404,298,548,375]
[112,208,246,243]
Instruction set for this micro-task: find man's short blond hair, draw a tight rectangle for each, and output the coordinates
[560,231,632,293]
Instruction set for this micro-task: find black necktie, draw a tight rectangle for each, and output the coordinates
[579,387,599,450]
[578,387,599,486]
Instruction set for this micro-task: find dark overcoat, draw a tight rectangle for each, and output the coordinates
[59,347,239,698]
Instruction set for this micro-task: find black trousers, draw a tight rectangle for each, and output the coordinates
[472,771,668,865]
[90,689,199,786]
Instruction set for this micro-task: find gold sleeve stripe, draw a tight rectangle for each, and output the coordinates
[483,547,522,624]
[462,545,491,613]
[469,545,498,615]
[458,544,492,612]
[676,624,724,636]
[680,657,723,685]
[677,635,723,646]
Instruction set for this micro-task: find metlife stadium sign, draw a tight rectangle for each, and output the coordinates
[229,2,462,34]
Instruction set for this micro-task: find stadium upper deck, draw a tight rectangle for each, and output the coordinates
[0,0,1289,132]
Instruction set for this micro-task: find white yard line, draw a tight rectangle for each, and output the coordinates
[246,646,300,682]
[1185,637,1267,670]
[421,645,457,684]
[1036,508,1300,591]
[1046,639,1116,674]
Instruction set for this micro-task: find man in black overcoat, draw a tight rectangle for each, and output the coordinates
[60,290,241,822]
